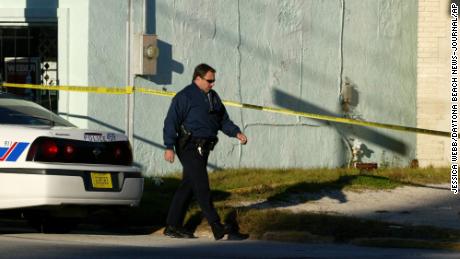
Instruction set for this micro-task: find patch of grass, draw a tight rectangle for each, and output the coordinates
[342,174,401,190]
[210,167,449,190]
[210,168,348,191]
[208,167,448,202]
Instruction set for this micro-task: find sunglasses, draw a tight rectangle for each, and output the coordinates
[202,77,215,84]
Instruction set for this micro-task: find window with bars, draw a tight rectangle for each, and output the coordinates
[0,25,58,112]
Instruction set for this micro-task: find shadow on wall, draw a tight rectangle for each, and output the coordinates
[25,0,58,9]
[144,40,184,85]
[25,0,58,21]
[143,1,184,85]
[272,89,408,156]
[146,0,156,34]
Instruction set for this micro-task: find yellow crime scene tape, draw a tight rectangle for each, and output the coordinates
[1,82,450,137]
[2,82,133,94]
[136,87,176,97]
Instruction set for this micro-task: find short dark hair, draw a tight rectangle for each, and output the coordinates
[193,63,216,81]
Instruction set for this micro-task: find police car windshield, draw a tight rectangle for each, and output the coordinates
[0,98,74,127]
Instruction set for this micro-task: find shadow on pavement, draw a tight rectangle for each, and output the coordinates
[0,176,232,236]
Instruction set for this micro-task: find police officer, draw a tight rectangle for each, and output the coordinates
[163,63,248,240]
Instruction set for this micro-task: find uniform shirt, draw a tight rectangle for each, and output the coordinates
[163,83,241,149]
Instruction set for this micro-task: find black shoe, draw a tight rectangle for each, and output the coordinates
[227,232,249,241]
[163,225,195,238]
[210,222,230,240]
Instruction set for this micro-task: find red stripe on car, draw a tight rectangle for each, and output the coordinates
[0,142,18,161]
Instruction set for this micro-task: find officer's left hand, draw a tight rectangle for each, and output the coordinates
[236,132,248,145]
[164,149,175,163]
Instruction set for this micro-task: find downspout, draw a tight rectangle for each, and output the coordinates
[126,0,135,145]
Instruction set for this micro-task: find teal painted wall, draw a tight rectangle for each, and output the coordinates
[87,0,129,135]
[85,0,418,175]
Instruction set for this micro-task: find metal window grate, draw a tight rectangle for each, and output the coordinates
[0,25,58,112]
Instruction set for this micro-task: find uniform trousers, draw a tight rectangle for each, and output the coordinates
[166,143,220,227]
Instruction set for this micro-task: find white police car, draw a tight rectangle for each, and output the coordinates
[0,92,143,231]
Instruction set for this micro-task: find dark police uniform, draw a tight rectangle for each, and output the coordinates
[163,82,241,228]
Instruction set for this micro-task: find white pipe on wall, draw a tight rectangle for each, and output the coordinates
[125,0,134,146]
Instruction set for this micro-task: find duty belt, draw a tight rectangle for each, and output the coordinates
[190,137,218,156]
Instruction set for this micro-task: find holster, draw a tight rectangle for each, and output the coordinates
[191,137,218,151]
[176,124,191,151]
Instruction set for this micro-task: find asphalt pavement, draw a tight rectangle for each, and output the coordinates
[0,233,460,258]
